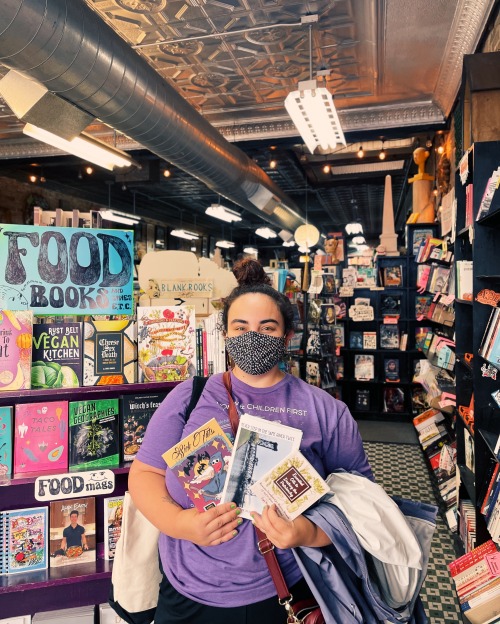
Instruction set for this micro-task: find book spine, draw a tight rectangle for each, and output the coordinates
[485,475,500,523]
[461,579,500,611]
[448,540,497,576]
[0,512,5,573]
[481,464,500,515]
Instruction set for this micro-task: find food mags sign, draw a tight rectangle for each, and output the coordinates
[0,225,134,315]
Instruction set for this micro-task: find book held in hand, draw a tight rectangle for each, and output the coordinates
[221,414,303,519]
[162,418,233,512]
[251,450,330,521]
[0,506,48,574]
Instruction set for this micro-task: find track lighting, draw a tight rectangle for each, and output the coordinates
[171,229,199,240]
[255,226,278,239]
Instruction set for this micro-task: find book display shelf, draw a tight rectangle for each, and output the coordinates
[0,381,178,618]
[337,246,432,422]
[454,141,500,551]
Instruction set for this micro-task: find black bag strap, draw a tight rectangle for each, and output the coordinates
[184,375,209,422]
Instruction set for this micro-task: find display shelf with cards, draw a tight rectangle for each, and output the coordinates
[453,140,500,553]
[0,380,178,619]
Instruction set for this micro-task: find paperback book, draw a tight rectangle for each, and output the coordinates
[349,331,363,349]
[319,358,336,389]
[354,354,375,381]
[382,265,403,287]
[14,400,69,474]
[31,321,83,389]
[0,405,13,477]
[319,330,335,357]
[384,358,400,382]
[221,414,302,519]
[355,388,371,411]
[0,309,33,392]
[251,450,330,520]
[305,361,321,387]
[137,305,196,383]
[379,324,400,349]
[68,398,120,469]
[49,497,96,567]
[0,506,48,574]
[383,387,405,413]
[363,331,377,350]
[380,294,402,317]
[415,295,433,319]
[83,317,137,386]
[103,495,124,560]
[120,392,167,461]
[306,329,321,356]
[162,417,233,512]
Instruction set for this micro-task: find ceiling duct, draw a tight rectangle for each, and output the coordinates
[0,0,305,231]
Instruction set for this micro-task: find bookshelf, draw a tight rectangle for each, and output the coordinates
[454,140,500,550]
[0,380,178,618]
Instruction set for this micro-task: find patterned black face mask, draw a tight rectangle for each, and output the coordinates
[225,331,287,376]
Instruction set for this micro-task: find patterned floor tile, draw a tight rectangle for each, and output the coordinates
[363,442,462,623]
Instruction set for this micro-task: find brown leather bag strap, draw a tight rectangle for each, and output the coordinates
[221,370,292,603]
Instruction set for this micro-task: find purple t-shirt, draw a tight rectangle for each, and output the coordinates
[137,372,372,607]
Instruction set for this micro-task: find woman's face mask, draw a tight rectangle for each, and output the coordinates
[225,331,287,376]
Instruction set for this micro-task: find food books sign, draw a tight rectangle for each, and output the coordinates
[0,224,134,315]
[34,469,115,501]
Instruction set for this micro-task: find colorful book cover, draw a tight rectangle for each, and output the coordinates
[14,401,69,474]
[137,306,197,383]
[379,324,400,349]
[120,392,167,461]
[32,321,83,389]
[0,506,48,574]
[415,295,433,319]
[221,414,302,519]
[384,358,400,382]
[0,309,33,392]
[383,387,406,413]
[305,360,321,387]
[415,326,432,351]
[354,354,374,381]
[83,318,137,386]
[68,398,120,469]
[251,450,329,521]
[104,495,124,560]
[0,405,13,477]
[162,417,233,512]
[49,497,96,567]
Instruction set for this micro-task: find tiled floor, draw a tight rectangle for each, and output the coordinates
[363,441,462,624]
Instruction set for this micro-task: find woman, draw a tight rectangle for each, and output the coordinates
[129,258,372,623]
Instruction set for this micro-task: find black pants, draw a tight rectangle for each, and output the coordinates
[155,567,314,624]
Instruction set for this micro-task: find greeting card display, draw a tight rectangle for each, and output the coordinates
[138,306,196,382]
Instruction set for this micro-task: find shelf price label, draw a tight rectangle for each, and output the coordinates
[34,469,115,501]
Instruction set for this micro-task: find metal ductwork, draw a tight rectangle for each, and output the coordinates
[0,0,305,231]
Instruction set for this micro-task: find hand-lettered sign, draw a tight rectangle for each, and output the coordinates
[0,225,134,315]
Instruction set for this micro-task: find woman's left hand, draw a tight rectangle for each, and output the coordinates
[251,505,331,549]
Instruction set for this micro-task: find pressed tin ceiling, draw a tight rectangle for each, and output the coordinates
[0,0,497,249]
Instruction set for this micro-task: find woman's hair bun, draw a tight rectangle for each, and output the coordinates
[232,258,271,287]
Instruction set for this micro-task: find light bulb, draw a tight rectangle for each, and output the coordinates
[85,166,93,175]
[357,146,364,158]
[163,168,171,178]
[269,159,277,169]
[379,149,386,161]
[29,175,37,183]
[322,163,331,174]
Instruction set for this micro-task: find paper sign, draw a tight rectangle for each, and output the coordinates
[476,289,500,307]
[339,286,354,298]
[0,224,134,315]
[159,279,214,298]
[34,470,115,501]
[348,305,374,322]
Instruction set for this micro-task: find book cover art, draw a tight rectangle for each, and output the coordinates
[221,414,303,519]
[251,450,329,521]
[384,358,400,382]
[137,306,196,383]
[120,392,167,461]
[334,356,344,380]
[0,309,33,392]
[1,506,48,574]
[320,273,336,296]
[68,398,120,469]
[380,294,401,317]
[305,361,321,387]
[333,324,344,348]
[49,497,96,567]
[320,303,336,325]
[306,329,321,356]
[379,324,400,349]
[415,295,433,319]
[103,495,124,560]
[383,387,405,413]
[0,405,13,477]
[32,322,83,389]
[319,358,336,389]
[383,265,403,286]
[319,330,334,357]
[162,418,233,512]
[354,354,374,381]
[83,318,137,386]
[363,332,377,350]
[355,389,371,411]
[349,331,363,349]
[415,326,432,351]
[14,401,69,474]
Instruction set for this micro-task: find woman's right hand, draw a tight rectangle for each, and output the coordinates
[177,502,242,546]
